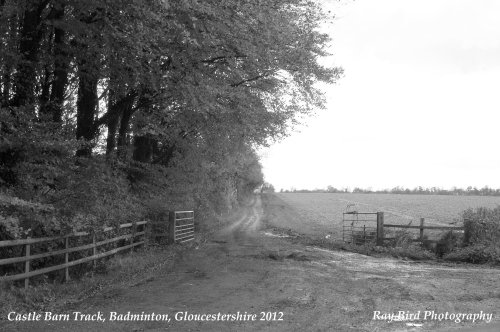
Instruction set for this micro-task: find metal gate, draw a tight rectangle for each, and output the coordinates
[342,212,378,245]
[169,211,195,244]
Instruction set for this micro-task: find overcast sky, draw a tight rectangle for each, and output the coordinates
[260,0,500,191]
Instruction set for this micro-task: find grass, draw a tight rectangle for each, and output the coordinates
[283,232,436,261]
[278,192,500,223]
[0,206,239,320]
[262,193,497,263]
[276,192,500,240]
[0,244,192,320]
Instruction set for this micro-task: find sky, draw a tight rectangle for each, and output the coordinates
[260,0,500,191]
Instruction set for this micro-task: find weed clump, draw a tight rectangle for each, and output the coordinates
[442,206,500,264]
[444,243,500,264]
[383,229,434,260]
[435,230,462,257]
[462,207,500,245]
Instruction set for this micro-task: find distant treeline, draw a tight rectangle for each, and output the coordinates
[280,186,500,196]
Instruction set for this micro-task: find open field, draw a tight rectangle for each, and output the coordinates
[273,193,500,240]
[4,195,500,332]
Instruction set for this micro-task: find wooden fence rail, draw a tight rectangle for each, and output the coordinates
[1,210,196,288]
[0,221,148,288]
[343,212,464,246]
[384,224,464,230]
[380,217,464,243]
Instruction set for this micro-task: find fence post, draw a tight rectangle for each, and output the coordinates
[144,221,150,246]
[130,222,135,250]
[65,236,70,282]
[92,234,97,269]
[24,243,30,289]
[168,211,176,244]
[420,218,425,241]
[376,212,384,246]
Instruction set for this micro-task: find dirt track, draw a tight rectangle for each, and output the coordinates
[3,195,500,332]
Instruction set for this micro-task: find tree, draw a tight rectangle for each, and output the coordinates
[262,183,275,193]
[0,0,340,233]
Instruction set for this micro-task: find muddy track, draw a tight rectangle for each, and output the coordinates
[3,195,500,332]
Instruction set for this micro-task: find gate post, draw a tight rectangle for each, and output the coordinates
[419,218,425,241]
[376,212,384,246]
[168,211,176,244]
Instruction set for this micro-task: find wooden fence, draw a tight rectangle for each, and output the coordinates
[381,217,464,244]
[342,212,464,246]
[0,221,147,288]
[0,210,196,288]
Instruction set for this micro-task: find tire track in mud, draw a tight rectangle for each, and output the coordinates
[215,196,262,245]
[5,195,500,332]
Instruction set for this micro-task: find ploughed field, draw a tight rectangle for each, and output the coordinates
[5,195,500,332]
[272,193,500,240]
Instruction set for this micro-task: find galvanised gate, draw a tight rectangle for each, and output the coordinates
[342,211,384,245]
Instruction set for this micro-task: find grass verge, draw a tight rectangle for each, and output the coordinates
[0,243,195,320]
[0,203,248,321]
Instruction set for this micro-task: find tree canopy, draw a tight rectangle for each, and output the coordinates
[0,0,341,236]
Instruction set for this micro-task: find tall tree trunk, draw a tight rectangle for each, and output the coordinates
[0,12,6,106]
[47,4,68,123]
[75,6,102,157]
[105,84,119,155]
[75,65,98,157]
[101,88,137,157]
[1,7,18,107]
[106,113,120,155]
[131,91,157,162]
[117,105,134,159]
[39,65,51,118]
[12,0,49,108]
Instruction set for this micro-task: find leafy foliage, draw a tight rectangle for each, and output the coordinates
[444,243,500,264]
[462,206,500,245]
[0,0,339,256]
[435,207,500,264]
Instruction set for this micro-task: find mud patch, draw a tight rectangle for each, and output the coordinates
[251,250,313,262]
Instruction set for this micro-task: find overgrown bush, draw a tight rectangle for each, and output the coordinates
[462,206,500,245]
[441,206,500,264]
[435,230,463,257]
[383,229,435,260]
[444,243,500,264]
[386,244,435,260]
[390,229,414,247]
[1,149,261,283]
